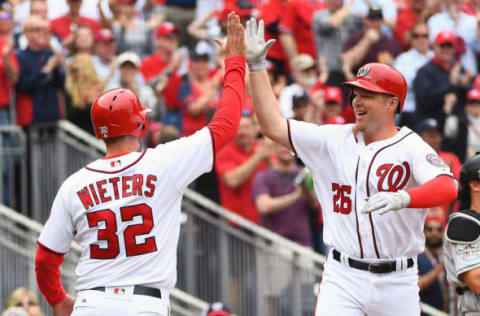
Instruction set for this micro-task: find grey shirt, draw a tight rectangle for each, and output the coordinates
[312,8,362,72]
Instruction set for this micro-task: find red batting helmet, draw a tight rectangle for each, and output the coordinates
[91,88,151,139]
[342,63,407,112]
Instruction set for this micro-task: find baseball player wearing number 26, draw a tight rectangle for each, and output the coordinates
[246,17,458,315]
[34,12,246,316]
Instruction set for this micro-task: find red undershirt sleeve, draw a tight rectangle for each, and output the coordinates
[35,244,67,306]
[406,175,458,208]
[208,55,246,153]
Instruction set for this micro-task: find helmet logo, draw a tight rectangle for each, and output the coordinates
[357,66,371,78]
[99,126,108,138]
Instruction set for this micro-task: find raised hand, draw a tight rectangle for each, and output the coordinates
[245,17,275,72]
[214,12,246,58]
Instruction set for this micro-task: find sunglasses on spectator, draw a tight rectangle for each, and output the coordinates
[15,300,37,307]
[439,43,454,49]
[412,33,428,39]
[424,225,443,232]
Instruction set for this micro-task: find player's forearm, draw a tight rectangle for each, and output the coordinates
[256,191,301,215]
[223,154,264,189]
[249,70,290,149]
[279,33,297,60]
[406,175,457,208]
[35,245,67,306]
[208,56,245,152]
[462,268,480,294]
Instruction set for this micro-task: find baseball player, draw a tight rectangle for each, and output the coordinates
[245,17,458,315]
[444,155,480,315]
[34,12,246,316]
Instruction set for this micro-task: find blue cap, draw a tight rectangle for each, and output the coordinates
[416,118,439,134]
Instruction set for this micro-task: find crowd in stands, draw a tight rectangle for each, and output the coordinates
[3,0,480,312]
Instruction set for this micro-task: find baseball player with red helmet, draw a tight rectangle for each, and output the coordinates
[34,12,246,316]
[245,18,458,315]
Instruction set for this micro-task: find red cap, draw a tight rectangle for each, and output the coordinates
[325,116,346,125]
[467,89,480,102]
[95,29,114,43]
[215,0,253,20]
[435,30,456,45]
[425,214,446,229]
[155,22,179,38]
[324,86,343,104]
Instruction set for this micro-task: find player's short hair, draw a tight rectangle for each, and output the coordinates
[103,135,130,146]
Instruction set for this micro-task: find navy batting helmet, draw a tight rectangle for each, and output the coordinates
[459,155,480,200]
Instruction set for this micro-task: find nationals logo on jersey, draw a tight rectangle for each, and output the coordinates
[376,162,411,192]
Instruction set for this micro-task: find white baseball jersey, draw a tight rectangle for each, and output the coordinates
[288,121,453,259]
[38,127,213,290]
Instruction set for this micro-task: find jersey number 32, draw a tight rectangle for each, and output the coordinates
[86,203,157,259]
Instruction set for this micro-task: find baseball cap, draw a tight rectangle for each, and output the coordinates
[292,92,309,108]
[190,41,212,61]
[117,51,141,67]
[291,54,315,72]
[324,86,343,104]
[204,302,231,316]
[416,118,439,134]
[155,22,179,38]
[215,0,253,20]
[425,214,446,229]
[467,89,480,102]
[95,29,114,43]
[367,4,383,20]
[434,30,456,45]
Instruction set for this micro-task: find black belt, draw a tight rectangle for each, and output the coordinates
[333,249,414,274]
[90,286,161,299]
[456,286,469,295]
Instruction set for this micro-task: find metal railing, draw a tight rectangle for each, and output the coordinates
[2,120,449,316]
[0,203,208,316]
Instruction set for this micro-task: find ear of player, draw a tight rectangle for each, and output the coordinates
[245,17,276,72]
[362,190,411,215]
[91,88,151,139]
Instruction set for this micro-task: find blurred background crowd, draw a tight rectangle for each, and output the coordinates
[1,0,479,314]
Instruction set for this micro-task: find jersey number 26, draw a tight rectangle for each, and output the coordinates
[86,203,157,259]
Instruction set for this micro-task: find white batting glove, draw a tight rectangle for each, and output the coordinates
[245,17,276,72]
[362,190,411,215]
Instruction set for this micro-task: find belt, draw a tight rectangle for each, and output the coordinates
[333,249,414,274]
[456,286,469,295]
[90,286,162,299]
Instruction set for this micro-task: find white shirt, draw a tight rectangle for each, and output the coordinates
[288,122,453,259]
[394,49,433,113]
[38,128,213,290]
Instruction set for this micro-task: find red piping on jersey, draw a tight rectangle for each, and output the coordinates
[287,120,298,155]
[354,157,364,258]
[207,126,216,172]
[314,257,328,316]
[85,150,147,174]
[101,152,131,160]
[365,131,414,259]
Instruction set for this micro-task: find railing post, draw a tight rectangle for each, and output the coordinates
[219,219,231,306]
[184,211,197,296]
[291,252,302,316]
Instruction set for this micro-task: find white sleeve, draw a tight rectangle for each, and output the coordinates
[410,136,453,185]
[159,127,214,191]
[38,182,75,254]
[288,120,335,168]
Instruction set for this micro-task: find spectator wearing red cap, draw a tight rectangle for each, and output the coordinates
[394,22,433,130]
[414,29,471,148]
[50,0,101,43]
[140,22,185,130]
[279,0,327,63]
[444,89,480,160]
[92,29,118,88]
[427,0,478,76]
[111,0,153,58]
[202,302,232,316]
[417,212,448,313]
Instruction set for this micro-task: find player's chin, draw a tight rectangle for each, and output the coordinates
[354,120,366,131]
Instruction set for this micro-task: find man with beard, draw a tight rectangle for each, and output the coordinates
[418,214,448,313]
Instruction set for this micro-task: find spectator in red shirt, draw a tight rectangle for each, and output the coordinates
[178,47,222,136]
[50,0,101,43]
[0,8,18,124]
[140,22,185,131]
[216,114,271,224]
[393,0,438,50]
[279,0,327,63]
